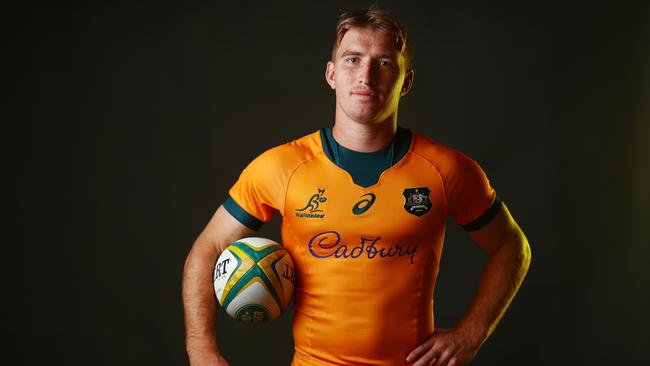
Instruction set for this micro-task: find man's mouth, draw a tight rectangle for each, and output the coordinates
[351,89,377,97]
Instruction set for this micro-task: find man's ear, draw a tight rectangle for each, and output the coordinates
[325,61,336,90]
[400,68,414,96]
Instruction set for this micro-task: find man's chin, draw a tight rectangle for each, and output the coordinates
[350,116,381,125]
[339,103,392,125]
[347,109,384,125]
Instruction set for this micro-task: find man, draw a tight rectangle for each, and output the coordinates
[183,6,531,366]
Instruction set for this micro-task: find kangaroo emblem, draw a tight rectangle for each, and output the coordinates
[296,188,328,213]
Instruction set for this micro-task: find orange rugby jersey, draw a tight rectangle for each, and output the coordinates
[223,128,501,366]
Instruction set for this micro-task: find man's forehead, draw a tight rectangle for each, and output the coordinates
[337,27,399,57]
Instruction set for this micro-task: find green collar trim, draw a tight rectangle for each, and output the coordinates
[320,127,412,187]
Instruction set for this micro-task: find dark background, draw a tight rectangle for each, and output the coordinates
[10,1,649,365]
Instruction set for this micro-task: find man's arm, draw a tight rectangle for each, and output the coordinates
[182,205,255,366]
[407,203,532,366]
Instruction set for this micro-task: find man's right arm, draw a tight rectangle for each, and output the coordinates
[182,205,255,366]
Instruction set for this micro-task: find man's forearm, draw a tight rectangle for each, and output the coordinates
[183,244,221,359]
[457,229,531,346]
[182,205,254,365]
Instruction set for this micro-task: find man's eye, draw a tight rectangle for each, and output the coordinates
[346,57,359,64]
[380,60,394,67]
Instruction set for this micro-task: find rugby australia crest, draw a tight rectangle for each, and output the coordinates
[403,187,432,217]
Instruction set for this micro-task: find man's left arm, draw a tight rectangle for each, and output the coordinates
[407,203,532,366]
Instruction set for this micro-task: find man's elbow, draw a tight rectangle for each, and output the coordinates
[513,229,531,275]
[496,228,531,274]
[182,239,215,282]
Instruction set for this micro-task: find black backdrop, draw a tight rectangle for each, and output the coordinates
[10,1,649,365]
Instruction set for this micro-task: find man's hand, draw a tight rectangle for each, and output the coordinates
[214,355,231,366]
[405,203,530,366]
[405,328,482,366]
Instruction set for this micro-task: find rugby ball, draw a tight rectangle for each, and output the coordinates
[213,237,296,323]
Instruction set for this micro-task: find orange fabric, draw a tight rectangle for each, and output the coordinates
[229,130,496,365]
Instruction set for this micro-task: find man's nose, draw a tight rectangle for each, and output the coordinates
[357,61,376,85]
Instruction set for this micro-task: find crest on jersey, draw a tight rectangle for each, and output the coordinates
[295,188,327,219]
[403,187,432,217]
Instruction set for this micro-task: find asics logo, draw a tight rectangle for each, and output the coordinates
[352,193,376,215]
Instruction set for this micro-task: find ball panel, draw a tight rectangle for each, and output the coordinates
[257,251,290,310]
[213,249,241,303]
[230,240,281,263]
[271,254,296,307]
[237,237,278,249]
[224,278,282,321]
[256,250,296,311]
[221,265,283,314]
[216,247,255,305]
[234,304,271,323]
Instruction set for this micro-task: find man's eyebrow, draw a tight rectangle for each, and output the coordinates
[339,50,397,60]
[340,50,362,58]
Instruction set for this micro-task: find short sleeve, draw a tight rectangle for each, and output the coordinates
[444,150,501,231]
[225,149,288,230]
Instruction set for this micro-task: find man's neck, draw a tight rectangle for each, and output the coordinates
[331,119,397,153]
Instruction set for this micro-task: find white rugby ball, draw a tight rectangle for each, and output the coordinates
[213,237,296,323]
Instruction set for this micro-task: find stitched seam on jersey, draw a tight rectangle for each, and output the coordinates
[429,250,439,336]
[281,151,320,218]
[416,245,428,354]
[411,150,449,216]
[280,147,320,364]
[281,156,318,365]
[277,136,320,364]
[281,136,320,216]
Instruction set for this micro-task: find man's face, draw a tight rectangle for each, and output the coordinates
[326,27,413,125]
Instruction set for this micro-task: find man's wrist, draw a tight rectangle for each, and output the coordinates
[186,336,221,357]
[187,348,223,365]
[456,318,490,349]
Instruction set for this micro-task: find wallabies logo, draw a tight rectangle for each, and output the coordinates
[296,188,327,218]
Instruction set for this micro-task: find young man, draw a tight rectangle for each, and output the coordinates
[183,7,531,366]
